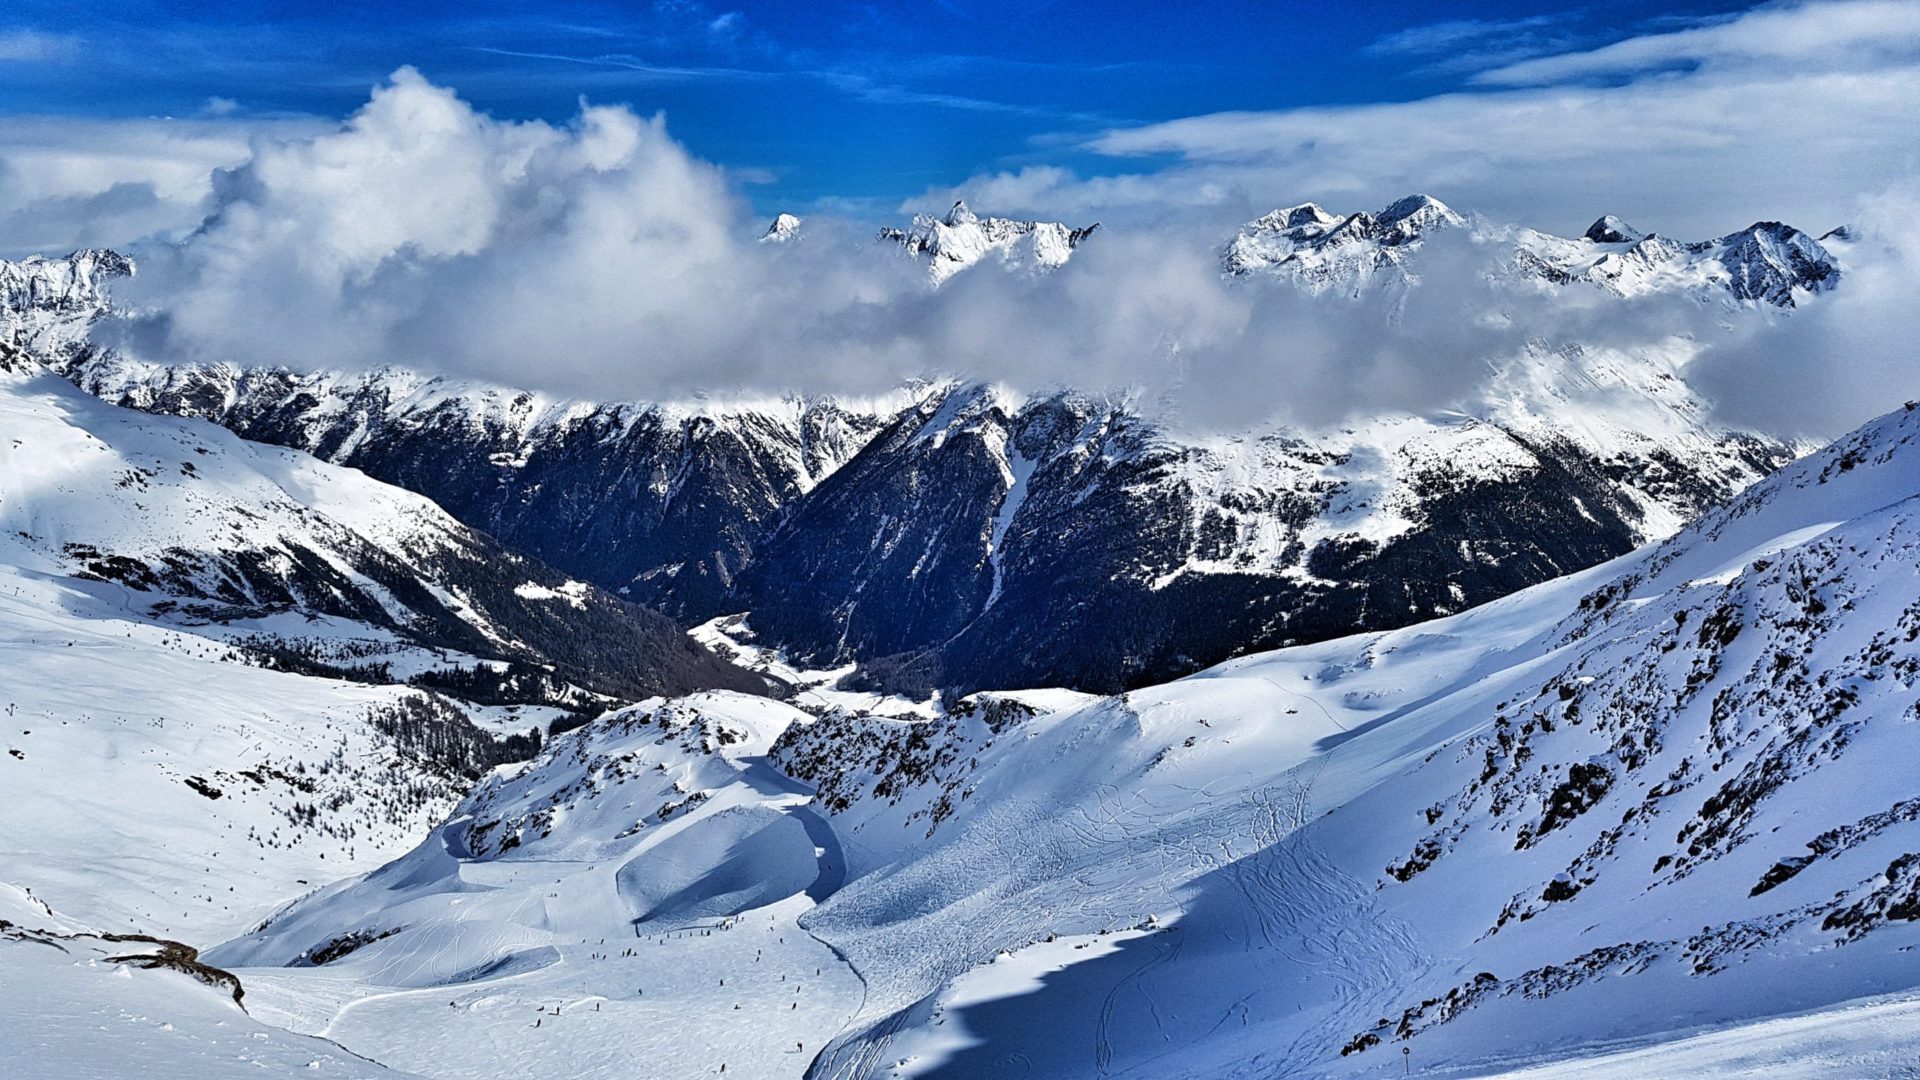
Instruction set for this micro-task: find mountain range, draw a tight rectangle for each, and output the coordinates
[5,193,1836,695]
[1222,193,1843,306]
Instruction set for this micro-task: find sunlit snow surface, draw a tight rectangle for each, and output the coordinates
[161,405,1920,1079]
[0,883,402,1080]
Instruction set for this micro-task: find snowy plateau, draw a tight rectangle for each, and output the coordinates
[3,195,1919,1080]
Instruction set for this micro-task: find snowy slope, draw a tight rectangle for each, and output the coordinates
[0,545,475,943]
[0,884,407,1079]
[1469,987,1920,1078]
[0,342,776,1075]
[204,400,1920,1078]
[0,341,764,934]
[763,400,1920,1077]
[208,692,867,1080]
[0,343,758,701]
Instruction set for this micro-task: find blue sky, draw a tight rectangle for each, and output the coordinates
[0,0,1765,213]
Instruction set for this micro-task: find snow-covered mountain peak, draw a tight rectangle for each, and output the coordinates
[1,247,134,358]
[1,246,134,296]
[1223,193,1465,292]
[1542,219,1842,307]
[1710,220,1841,303]
[879,203,1098,284]
[1377,192,1464,231]
[1583,214,1644,243]
[1248,202,1340,232]
[760,212,803,242]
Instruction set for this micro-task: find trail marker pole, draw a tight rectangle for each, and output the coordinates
[1402,1046,1411,1075]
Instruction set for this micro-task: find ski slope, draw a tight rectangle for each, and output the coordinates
[0,541,463,942]
[211,693,868,1080]
[784,400,1920,1078]
[0,344,771,1076]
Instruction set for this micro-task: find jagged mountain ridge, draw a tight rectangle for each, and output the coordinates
[62,337,1791,696]
[1223,193,1467,293]
[1226,193,1843,306]
[737,369,1786,694]
[1,247,130,358]
[61,347,908,620]
[876,200,1099,283]
[0,343,760,704]
[840,191,1840,307]
[8,203,1814,694]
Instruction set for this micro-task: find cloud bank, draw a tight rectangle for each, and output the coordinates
[1692,189,1920,439]
[0,114,320,258]
[45,75,1568,426]
[83,62,1915,439]
[922,0,1920,239]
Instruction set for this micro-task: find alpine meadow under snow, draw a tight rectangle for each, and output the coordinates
[4,2,1920,1078]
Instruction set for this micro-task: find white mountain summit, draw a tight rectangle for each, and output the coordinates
[761,212,803,243]
[879,199,1100,283]
[1,247,131,358]
[1223,193,1468,294]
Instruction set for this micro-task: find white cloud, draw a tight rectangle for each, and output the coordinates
[1362,14,1582,75]
[0,114,321,256]
[95,69,1584,429]
[1474,0,1920,85]
[1367,15,1572,57]
[115,68,776,383]
[918,1,1920,239]
[0,31,77,63]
